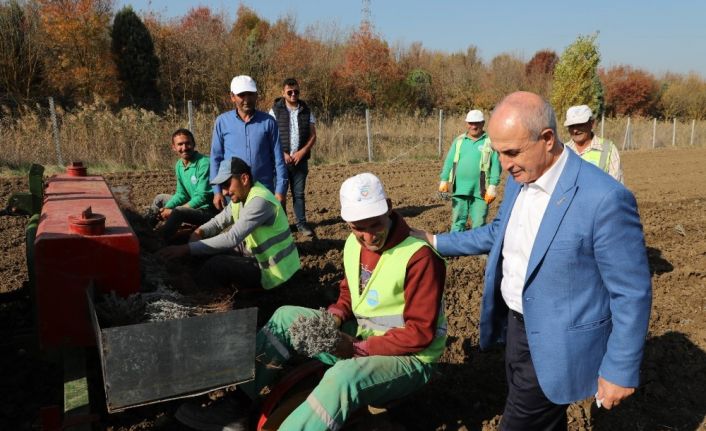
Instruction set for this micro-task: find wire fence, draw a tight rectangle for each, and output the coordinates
[1,98,704,171]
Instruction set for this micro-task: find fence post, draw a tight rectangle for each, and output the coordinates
[48,97,63,166]
[187,100,194,132]
[622,117,631,151]
[600,113,605,138]
[690,119,695,146]
[652,118,657,149]
[438,109,444,158]
[672,118,677,147]
[365,109,372,162]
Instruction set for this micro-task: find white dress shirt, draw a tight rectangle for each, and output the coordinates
[501,146,569,313]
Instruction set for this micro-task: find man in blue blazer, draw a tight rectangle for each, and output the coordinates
[414,92,652,430]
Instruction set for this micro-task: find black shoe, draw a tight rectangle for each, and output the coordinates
[175,395,249,431]
[297,223,314,237]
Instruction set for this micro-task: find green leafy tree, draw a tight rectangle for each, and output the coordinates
[406,68,433,113]
[111,6,160,108]
[551,34,603,120]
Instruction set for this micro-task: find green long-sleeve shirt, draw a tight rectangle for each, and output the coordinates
[165,152,214,210]
[440,132,501,198]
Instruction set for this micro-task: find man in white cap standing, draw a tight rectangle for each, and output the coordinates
[439,109,501,231]
[564,105,623,183]
[174,172,447,431]
[209,75,288,210]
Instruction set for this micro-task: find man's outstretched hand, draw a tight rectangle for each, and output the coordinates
[595,376,635,410]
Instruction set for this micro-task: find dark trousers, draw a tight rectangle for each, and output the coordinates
[500,310,569,431]
[195,245,263,291]
[282,159,308,225]
[152,194,215,240]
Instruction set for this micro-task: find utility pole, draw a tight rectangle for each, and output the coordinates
[361,0,372,31]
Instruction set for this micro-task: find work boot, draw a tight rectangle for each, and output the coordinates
[297,222,314,237]
[175,395,249,431]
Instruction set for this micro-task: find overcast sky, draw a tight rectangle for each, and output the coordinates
[116,0,706,77]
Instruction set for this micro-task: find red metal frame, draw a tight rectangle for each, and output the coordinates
[256,360,328,431]
[34,174,140,348]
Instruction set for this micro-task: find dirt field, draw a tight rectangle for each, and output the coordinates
[1,147,705,430]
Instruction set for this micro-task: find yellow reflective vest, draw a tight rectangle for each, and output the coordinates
[343,234,447,363]
[231,182,300,289]
[580,137,614,173]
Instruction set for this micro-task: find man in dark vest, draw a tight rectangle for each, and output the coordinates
[269,78,317,237]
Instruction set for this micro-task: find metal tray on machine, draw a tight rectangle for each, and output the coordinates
[87,288,257,413]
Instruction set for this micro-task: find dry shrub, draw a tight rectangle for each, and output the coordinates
[3,104,705,172]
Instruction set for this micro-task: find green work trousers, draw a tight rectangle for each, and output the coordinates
[451,195,488,231]
[240,305,434,431]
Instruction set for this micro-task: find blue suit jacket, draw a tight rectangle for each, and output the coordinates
[436,149,652,404]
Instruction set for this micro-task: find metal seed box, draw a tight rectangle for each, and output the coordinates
[87,290,257,413]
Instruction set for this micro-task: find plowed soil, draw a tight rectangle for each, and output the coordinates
[1,147,705,431]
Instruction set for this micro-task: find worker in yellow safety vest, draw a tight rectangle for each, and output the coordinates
[439,109,501,231]
[564,105,624,183]
[174,172,447,431]
[158,157,300,291]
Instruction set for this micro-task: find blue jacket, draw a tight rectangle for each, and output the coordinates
[436,149,652,404]
[210,110,288,195]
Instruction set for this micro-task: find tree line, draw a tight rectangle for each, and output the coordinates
[2,0,706,121]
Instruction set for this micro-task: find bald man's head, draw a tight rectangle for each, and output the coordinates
[487,91,563,184]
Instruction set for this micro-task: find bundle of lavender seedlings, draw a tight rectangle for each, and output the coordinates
[95,287,233,327]
[288,308,341,356]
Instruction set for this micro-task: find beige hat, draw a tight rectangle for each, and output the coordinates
[564,105,593,126]
[465,109,484,123]
[230,75,257,95]
[340,173,388,222]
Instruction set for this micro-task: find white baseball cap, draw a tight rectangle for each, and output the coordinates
[230,75,257,95]
[465,109,484,123]
[340,173,389,222]
[564,105,593,126]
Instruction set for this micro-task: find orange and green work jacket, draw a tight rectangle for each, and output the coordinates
[329,212,447,363]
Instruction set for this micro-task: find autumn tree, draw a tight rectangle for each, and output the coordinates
[300,22,348,118]
[551,34,603,120]
[338,25,402,109]
[525,49,557,98]
[431,46,483,112]
[600,65,658,116]
[228,5,272,96]
[111,6,159,108]
[147,7,229,106]
[0,0,44,104]
[37,0,119,103]
[660,73,706,120]
[478,53,526,109]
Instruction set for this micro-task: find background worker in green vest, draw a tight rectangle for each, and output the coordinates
[174,172,447,431]
[565,105,624,183]
[439,109,501,231]
[158,157,300,291]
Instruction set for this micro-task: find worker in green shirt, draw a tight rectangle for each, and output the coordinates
[439,110,501,231]
[151,128,216,242]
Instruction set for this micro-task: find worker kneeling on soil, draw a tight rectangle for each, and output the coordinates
[158,157,300,291]
[150,128,217,243]
[174,172,447,431]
